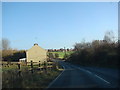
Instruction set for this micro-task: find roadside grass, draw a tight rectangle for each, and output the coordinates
[49,51,74,59]
[2,63,52,72]
[2,64,63,88]
[2,65,29,71]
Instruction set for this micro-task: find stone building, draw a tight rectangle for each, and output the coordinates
[26,43,47,63]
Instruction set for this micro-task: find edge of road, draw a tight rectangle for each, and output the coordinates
[46,61,116,88]
[46,61,66,89]
[70,64,111,86]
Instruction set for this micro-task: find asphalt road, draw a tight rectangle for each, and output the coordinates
[47,61,120,88]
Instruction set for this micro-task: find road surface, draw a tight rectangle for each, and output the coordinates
[47,60,119,88]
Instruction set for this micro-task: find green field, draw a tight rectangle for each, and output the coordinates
[49,51,74,59]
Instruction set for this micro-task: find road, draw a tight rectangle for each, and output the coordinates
[47,60,120,88]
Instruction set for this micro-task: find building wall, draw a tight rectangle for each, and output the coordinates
[26,44,47,63]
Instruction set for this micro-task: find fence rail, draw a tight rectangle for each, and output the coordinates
[2,60,61,88]
[2,61,57,71]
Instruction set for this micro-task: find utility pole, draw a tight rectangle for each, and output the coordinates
[64,47,67,60]
[64,47,66,54]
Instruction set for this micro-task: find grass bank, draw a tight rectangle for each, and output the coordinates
[2,64,63,88]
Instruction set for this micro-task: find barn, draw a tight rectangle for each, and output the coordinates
[26,43,47,63]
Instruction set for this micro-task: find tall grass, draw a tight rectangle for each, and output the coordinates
[2,64,61,88]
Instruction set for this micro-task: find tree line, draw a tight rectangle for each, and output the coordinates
[48,48,75,52]
[66,31,119,68]
[1,38,26,62]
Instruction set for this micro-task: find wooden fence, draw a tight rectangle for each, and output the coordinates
[2,60,61,88]
[2,60,58,74]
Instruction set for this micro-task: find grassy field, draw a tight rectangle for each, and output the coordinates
[2,63,62,88]
[49,51,74,59]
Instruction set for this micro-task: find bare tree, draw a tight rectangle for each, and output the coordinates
[74,42,91,52]
[103,31,115,43]
[74,43,82,51]
[92,40,100,48]
[2,38,10,50]
[0,40,2,50]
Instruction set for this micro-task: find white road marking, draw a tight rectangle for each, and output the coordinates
[78,68,92,74]
[78,68,84,71]
[95,75,110,84]
[86,70,92,74]
[78,67,111,84]
[46,64,66,89]
[47,62,111,89]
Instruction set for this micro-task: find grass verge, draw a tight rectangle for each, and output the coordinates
[2,65,62,88]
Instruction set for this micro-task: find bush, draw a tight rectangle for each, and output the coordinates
[67,42,118,68]
[55,53,59,59]
[2,50,26,62]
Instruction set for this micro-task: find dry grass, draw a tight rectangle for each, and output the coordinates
[2,64,62,88]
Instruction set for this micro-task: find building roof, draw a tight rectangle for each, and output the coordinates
[27,43,47,52]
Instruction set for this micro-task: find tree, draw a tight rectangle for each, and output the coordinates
[74,41,91,52]
[55,53,59,59]
[48,53,54,60]
[103,31,115,43]
[74,43,81,51]
[2,50,26,62]
[0,40,2,50]
[64,54,69,60]
[2,38,10,50]
[92,40,100,48]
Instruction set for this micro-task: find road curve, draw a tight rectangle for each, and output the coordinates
[47,61,119,88]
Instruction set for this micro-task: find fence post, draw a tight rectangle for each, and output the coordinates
[7,61,9,67]
[49,61,52,71]
[56,61,59,70]
[30,60,33,73]
[17,63,21,77]
[52,61,56,70]
[44,61,47,74]
[39,61,41,67]
[47,61,50,70]
[38,61,41,71]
